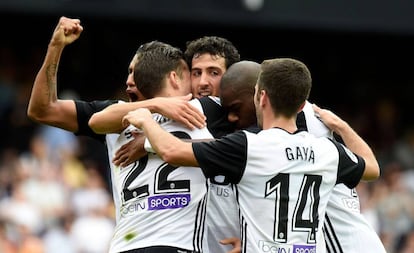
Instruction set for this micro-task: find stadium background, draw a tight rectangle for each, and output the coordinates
[1,1,414,252]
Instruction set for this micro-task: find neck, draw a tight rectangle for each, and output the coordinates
[262,114,298,133]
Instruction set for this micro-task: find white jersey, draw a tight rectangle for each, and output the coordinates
[203,178,241,253]
[301,101,386,253]
[107,99,218,253]
[193,127,366,253]
[323,184,386,253]
[203,101,333,253]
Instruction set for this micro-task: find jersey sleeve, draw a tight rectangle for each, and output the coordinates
[74,99,117,142]
[330,139,366,189]
[198,96,235,138]
[297,101,333,139]
[192,130,247,183]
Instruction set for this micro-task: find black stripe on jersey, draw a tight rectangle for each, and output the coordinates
[235,184,247,253]
[296,110,308,132]
[198,96,235,138]
[241,215,247,253]
[323,214,344,253]
[193,193,207,252]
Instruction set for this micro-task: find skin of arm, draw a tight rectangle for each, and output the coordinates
[89,95,206,134]
[123,105,378,180]
[312,104,380,181]
[122,108,198,167]
[27,16,83,132]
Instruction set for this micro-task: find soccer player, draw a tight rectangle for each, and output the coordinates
[89,35,242,253]
[93,39,235,253]
[219,60,387,252]
[184,36,240,98]
[27,16,210,253]
[27,16,205,167]
[122,58,380,253]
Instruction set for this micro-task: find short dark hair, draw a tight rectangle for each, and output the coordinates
[257,58,312,117]
[184,36,240,70]
[220,60,261,95]
[134,41,187,98]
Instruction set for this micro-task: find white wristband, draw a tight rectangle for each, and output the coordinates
[144,137,155,153]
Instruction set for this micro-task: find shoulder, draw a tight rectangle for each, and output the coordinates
[297,101,333,138]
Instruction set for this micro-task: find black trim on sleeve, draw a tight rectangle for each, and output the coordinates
[192,130,247,184]
[198,96,235,138]
[330,139,365,189]
[74,100,117,142]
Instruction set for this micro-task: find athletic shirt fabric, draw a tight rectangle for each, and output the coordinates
[203,100,333,253]
[193,123,366,253]
[105,98,230,253]
[74,99,118,142]
[300,102,386,253]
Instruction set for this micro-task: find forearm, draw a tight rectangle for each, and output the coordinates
[334,120,380,181]
[28,44,63,120]
[141,120,197,167]
[88,98,160,134]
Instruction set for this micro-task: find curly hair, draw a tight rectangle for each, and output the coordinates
[184,36,240,69]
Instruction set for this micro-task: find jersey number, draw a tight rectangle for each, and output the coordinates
[122,131,191,203]
[265,173,322,244]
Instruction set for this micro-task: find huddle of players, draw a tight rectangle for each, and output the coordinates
[27,16,386,253]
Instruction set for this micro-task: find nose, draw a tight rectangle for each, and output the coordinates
[199,72,210,85]
[126,72,134,86]
[126,75,135,90]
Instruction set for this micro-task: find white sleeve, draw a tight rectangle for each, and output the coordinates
[302,100,334,139]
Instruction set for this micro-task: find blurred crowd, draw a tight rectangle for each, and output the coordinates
[1,43,414,253]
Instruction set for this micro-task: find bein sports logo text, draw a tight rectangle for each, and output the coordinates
[258,240,316,253]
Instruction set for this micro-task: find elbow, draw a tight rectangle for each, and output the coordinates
[27,106,47,124]
[27,108,37,122]
[88,114,107,134]
[158,150,178,165]
[362,160,381,181]
[157,145,188,166]
[88,115,100,133]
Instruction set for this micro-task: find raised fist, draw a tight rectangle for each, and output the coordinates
[50,16,83,47]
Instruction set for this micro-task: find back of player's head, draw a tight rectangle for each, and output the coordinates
[135,40,170,56]
[184,36,240,70]
[257,58,312,117]
[220,60,261,96]
[134,41,187,98]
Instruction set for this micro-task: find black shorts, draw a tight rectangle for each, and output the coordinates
[120,246,197,253]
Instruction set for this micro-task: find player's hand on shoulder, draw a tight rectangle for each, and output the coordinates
[156,94,206,130]
[50,16,84,47]
[312,104,345,134]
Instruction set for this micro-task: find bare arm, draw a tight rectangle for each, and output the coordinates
[122,108,198,166]
[312,104,380,181]
[27,16,83,132]
[89,95,206,134]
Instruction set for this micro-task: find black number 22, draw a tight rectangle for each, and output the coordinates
[122,131,192,203]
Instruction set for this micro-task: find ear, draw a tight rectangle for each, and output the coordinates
[169,71,180,90]
[259,89,267,107]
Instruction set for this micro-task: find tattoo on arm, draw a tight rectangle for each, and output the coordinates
[45,63,58,99]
